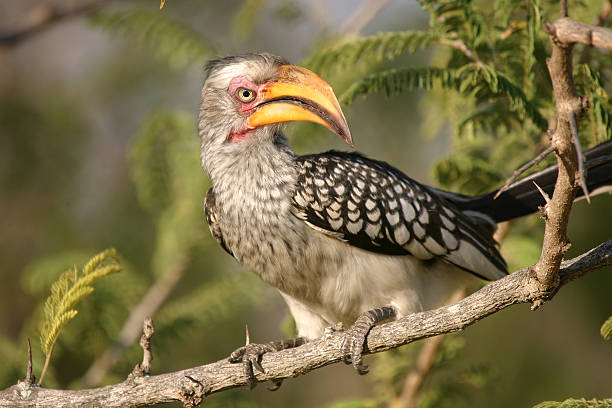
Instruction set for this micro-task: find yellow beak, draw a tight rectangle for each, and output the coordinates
[248,65,353,146]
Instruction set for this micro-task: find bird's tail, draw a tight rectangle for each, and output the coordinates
[439,140,612,223]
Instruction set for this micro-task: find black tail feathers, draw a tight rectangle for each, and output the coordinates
[443,140,612,223]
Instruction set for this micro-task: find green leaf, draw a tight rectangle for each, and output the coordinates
[304,30,440,75]
[339,67,459,104]
[129,110,208,278]
[601,316,612,340]
[129,111,198,215]
[533,398,612,408]
[339,64,547,130]
[576,64,612,144]
[40,249,122,356]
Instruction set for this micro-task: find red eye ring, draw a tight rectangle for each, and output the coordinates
[236,87,256,103]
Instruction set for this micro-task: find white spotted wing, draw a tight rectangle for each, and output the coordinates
[291,151,507,280]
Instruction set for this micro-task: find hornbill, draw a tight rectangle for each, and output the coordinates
[199,53,612,387]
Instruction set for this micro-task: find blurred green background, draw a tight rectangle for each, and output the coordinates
[0,0,610,407]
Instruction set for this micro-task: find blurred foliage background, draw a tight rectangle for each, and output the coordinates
[0,0,610,407]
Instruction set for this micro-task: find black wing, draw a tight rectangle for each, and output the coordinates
[204,188,233,258]
[291,151,507,280]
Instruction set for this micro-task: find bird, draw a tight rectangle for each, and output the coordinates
[198,53,612,387]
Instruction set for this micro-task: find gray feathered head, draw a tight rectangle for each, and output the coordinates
[198,53,352,160]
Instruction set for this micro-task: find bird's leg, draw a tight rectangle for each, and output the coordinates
[228,325,305,389]
[341,306,396,375]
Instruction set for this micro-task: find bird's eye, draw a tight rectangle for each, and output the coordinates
[236,87,256,103]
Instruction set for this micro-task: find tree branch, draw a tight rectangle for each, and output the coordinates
[0,0,126,47]
[552,17,612,50]
[1,240,610,408]
[579,0,612,63]
[533,9,594,296]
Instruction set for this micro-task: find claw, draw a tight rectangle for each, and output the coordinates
[341,306,396,375]
[228,329,305,390]
[341,328,369,374]
[251,355,265,373]
[267,379,283,391]
[228,327,276,389]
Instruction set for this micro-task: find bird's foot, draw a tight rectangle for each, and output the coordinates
[341,306,396,375]
[229,341,277,389]
[228,325,304,389]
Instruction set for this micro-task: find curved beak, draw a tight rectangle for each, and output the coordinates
[248,65,353,147]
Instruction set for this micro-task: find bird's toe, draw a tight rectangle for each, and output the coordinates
[228,342,274,388]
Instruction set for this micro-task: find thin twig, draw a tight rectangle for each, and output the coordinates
[440,37,485,67]
[561,0,568,18]
[391,335,445,408]
[0,0,126,47]
[493,220,512,248]
[494,145,555,199]
[37,344,54,386]
[131,317,155,377]
[25,339,34,385]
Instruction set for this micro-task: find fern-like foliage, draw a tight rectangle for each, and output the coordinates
[340,64,546,130]
[576,64,612,144]
[38,249,121,383]
[40,249,122,356]
[601,316,612,340]
[129,111,208,278]
[90,9,215,70]
[340,67,459,104]
[418,0,485,47]
[533,398,612,408]
[304,30,440,75]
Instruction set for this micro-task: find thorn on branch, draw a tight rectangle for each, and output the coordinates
[245,324,251,346]
[267,379,284,392]
[131,317,155,377]
[494,146,555,199]
[533,181,551,219]
[543,22,557,39]
[25,338,35,385]
[530,299,544,310]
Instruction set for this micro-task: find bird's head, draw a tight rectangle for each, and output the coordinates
[198,54,352,165]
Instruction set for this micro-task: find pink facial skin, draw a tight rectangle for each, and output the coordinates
[227,76,264,143]
[228,76,262,112]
